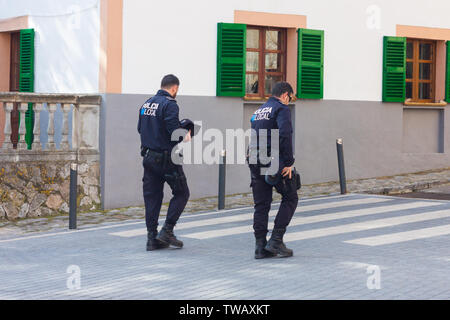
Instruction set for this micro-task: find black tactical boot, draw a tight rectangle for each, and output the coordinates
[255,235,276,259]
[146,230,169,251]
[265,228,293,258]
[157,223,184,248]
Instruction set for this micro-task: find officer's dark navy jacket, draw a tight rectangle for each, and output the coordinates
[138,90,182,152]
[250,96,295,169]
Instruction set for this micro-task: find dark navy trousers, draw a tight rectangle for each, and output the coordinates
[249,165,299,238]
[142,153,190,232]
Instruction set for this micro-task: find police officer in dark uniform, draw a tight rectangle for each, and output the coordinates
[138,74,191,251]
[248,82,299,259]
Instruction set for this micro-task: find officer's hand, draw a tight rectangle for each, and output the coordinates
[183,130,192,142]
[281,166,293,179]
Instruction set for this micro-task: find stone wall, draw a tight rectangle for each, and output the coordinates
[0,159,100,220]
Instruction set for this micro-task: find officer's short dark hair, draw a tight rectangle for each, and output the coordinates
[271,82,294,97]
[161,74,180,89]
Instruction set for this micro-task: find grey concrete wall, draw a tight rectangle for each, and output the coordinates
[294,101,449,183]
[100,94,250,209]
[402,108,444,153]
[100,94,450,210]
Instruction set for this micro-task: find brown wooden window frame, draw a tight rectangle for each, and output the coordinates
[245,26,287,99]
[405,38,436,103]
[10,31,20,92]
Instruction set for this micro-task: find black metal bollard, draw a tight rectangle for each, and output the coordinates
[336,139,347,194]
[69,163,78,229]
[218,150,226,210]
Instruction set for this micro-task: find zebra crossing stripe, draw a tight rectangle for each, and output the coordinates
[344,224,450,246]
[177,193,357,220]
[182,201,442,240]
[109,197,390,238]
[284,208,450,242]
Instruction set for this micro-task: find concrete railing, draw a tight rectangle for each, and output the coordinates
[0,92,101,160]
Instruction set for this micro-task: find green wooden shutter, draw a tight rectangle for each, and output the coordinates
[382,36,406,102]
[19,29,35,93]
[216,23,246,97]
[446,41,450,102]
[19,29,35,149]
[297,28,324,99]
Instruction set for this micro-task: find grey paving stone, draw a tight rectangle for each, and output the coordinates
[1,193,450,299]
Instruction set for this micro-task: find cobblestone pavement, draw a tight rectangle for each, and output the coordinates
[392,184,450,201]
[425,185,450,194]
[0,168,449,238]
[0,193,449,299]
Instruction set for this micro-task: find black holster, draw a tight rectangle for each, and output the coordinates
[275,168,301,197]
[294,169,301,190]
[142,148,167,168]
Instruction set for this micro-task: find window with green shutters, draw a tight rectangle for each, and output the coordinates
[216,23,246,97]
[382,36,406,102]
[19,28,35,149]
[297,28,324,99]
[216,23,325,99]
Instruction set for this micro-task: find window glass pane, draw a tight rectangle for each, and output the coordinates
[406,42,413,59]
[246,29,259,49]
[246,74,259,94]
[406,82,412,99]
[266,30,280,50]
[419,43,432,60]
[246,52,259,72]
[419,63,431,80]
[265,53,281,72]
[419,82,431,100]
[406,62,413,79]
[264,75,282,95]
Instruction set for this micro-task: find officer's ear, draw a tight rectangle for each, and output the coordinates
[280,92,289,105]
[172,85,179,97]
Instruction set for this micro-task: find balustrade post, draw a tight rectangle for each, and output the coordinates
[11,103,19,148]
[72,104,80,151]
[32,103,43,151]
[46,103,57,151]
[18,103,28,150]
[61,103,71,151]
[2,103,13,150]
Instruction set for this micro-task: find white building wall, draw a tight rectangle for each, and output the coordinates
[122,0,450,101]
[0,0,100,93]
[2,0,450,98]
